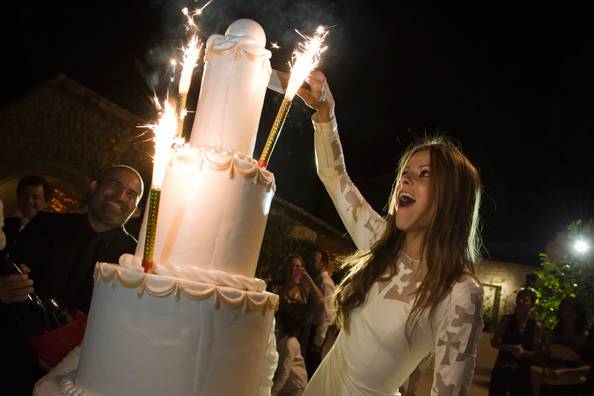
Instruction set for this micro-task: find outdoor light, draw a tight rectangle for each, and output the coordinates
[573,238,590,254]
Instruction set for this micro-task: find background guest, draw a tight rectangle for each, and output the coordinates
[306,249,336,376]
[489,287,542,395]
[2,174,51,251]
[272,305,309,396]
[274,254,324,361]
[531,296,591,396]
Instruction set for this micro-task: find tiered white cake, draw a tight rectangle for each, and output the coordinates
[35,19,279,396]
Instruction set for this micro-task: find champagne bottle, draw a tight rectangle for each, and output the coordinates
[0,251,51,335]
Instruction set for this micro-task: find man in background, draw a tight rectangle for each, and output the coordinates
[2,175,51,251]
[0,165,144,395]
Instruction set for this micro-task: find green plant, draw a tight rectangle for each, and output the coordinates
[535,220,594,330]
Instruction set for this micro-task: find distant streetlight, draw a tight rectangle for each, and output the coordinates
[573,238,590,255]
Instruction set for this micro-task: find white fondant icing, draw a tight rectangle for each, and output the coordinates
[69,263,277,396]
[120,253,267,292]
[190,19,271,157]
[135,146,274,278]
[225,18,267,47]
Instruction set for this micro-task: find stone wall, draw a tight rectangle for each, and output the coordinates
[0,74,153,205]
[477,260,537,328]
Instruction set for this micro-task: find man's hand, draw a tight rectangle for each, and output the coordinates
[0,264,34,303]
[297,70,335,123]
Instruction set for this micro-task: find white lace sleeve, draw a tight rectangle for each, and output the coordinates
[431,279,484,395]
[258,318,279,396]
[313,118,386,251]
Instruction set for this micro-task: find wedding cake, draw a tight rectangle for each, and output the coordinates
[35,19,280,396]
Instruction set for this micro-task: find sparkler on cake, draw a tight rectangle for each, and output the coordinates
[258,25,328,169]
[141,6,205,272]
[141,100,178,273]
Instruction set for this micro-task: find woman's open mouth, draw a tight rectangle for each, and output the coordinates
[398,192,416,208]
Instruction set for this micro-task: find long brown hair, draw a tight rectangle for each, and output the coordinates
[333,136,482,341]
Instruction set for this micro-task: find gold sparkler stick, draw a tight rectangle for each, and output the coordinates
[177,95,188,137]
[176,34,202,138]
[257,26,328,169]
[142,188,161,272]
[141,101,177,273]
[258,99,292,168]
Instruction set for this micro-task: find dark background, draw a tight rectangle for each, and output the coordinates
[2,1,593,265]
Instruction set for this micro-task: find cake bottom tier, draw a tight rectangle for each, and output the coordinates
[35,263,279,396]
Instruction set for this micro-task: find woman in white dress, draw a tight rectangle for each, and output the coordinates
[297,71,484,395]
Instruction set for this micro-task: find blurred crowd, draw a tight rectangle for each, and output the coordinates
[490,288,594,396]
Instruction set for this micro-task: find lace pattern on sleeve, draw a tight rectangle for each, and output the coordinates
[313,119,386,251]
[432,281,484,395]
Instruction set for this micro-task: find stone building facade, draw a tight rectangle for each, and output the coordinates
[477,260,537,330]
[0,74,153,215]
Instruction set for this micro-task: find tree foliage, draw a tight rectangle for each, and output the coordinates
[535,220,594,330]
[256,211,316,285]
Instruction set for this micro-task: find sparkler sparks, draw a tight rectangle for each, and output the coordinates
[258,25,330,168]
[178,34,202,95]
[181,0,214,32]
[176,6,206,137]
[141,1,213,273]
[147,100,178,189]
[284,25,328,100]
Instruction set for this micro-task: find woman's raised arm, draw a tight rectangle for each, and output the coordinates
[298,71,386,251]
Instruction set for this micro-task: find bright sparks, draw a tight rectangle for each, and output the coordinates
[152,92,162,112]
[181,0,214,31]
[284,25,329,101]
[179,34,202,95]
[148,100,178,189]
[271,42,281,49]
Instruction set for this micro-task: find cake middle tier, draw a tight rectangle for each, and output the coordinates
[74,263,279,396]
[136,145,275,278]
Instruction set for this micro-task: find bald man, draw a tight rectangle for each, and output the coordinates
[0,165,144,395]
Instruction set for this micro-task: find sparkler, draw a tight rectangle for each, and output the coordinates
[177,7,205,138]
[140,2,212,272]
[258,26,328,169]
[142,100,178,273]
[177,33,202,137]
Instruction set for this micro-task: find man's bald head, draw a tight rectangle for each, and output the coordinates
[87,165,144,233]
[98,165,144,201]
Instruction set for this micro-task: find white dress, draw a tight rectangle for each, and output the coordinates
[303,118,484,396]
[272,336,309,396]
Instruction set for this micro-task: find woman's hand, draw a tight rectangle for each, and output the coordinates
[297,70,335,123]
[298,267,316,287]
[298,267,325,303]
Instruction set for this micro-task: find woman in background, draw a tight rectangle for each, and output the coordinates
[531,296,591,396]
[489,287,542,395]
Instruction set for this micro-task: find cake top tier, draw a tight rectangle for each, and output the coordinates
[189,19,272,158]
[224,18,266,47]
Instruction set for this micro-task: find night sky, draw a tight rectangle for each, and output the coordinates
[2,2,593,265]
